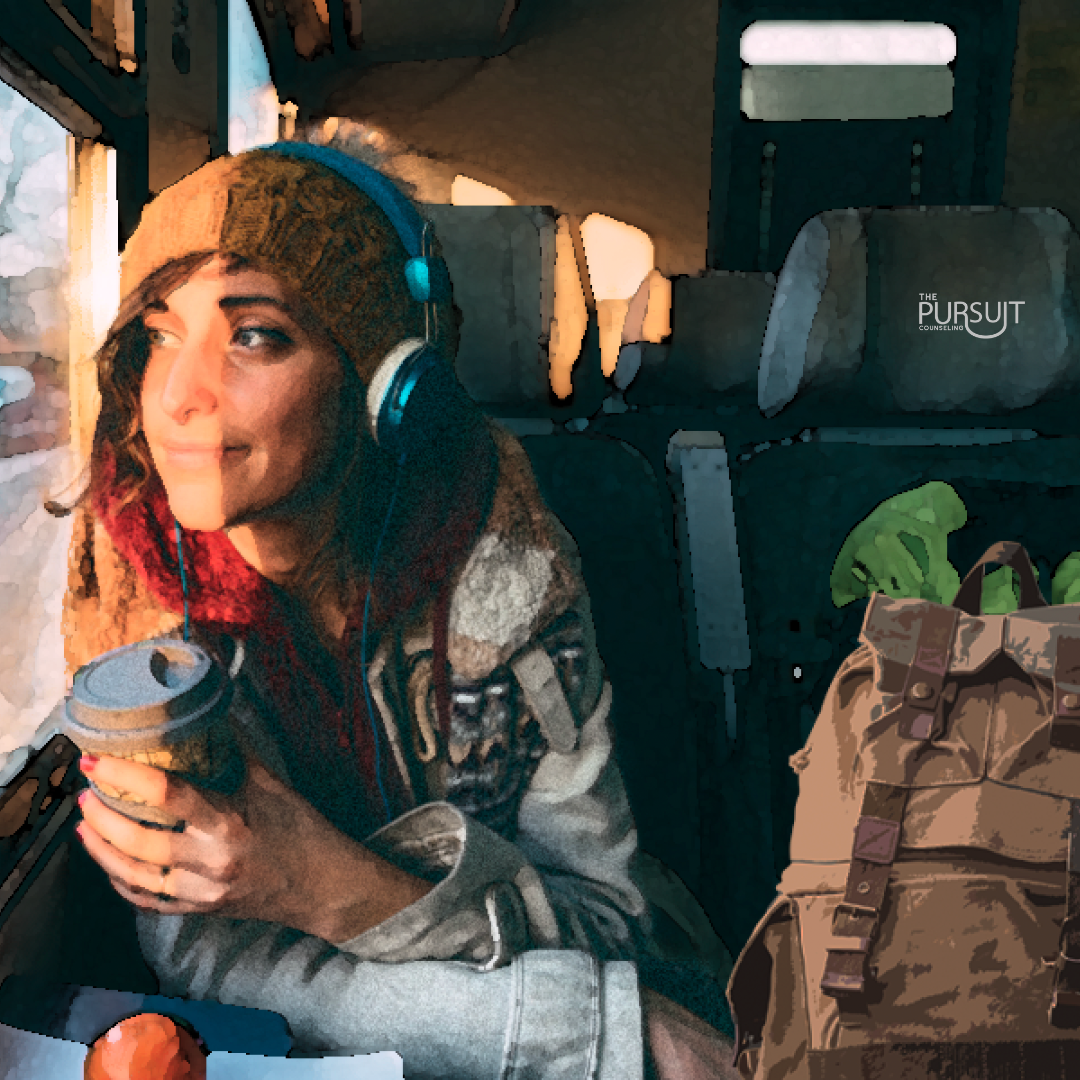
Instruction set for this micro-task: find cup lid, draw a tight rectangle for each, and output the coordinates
[64,637,230,746]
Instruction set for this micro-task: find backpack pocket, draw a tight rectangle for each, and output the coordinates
[727,895,815,1079]
[798,865,1069,1048]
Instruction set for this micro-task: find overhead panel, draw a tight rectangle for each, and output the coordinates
[359,0,515,59]
[281,0,332,59]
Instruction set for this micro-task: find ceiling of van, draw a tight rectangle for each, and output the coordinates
[255,0,527,114]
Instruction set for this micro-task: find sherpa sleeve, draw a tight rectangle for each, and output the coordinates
[325,420,653,968]
[133,908,645,1078]
[327,586,652,968]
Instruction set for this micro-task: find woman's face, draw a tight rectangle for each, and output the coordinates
[140,256,344,534]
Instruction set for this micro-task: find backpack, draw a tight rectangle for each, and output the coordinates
[727,542,1080,1079]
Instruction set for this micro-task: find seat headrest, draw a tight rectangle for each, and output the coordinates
[422,205,556,407]
[759,206,1080,417]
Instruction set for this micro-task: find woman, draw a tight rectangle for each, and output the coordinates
[56,143,735,1078]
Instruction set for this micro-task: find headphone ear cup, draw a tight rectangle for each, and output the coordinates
[368,340,471,458]
[392,359,471,458]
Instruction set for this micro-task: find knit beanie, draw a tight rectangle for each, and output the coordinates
[118,147,455,394]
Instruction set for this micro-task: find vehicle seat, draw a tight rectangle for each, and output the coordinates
[425,205,556,413]
[517,429,734,1032]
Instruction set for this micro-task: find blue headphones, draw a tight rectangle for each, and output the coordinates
[257,140,465,459]
[174,142,472,825]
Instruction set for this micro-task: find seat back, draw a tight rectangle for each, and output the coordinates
[429,204,610,418]
[518,431,700,894]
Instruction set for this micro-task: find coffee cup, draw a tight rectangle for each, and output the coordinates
[61,637,245,828]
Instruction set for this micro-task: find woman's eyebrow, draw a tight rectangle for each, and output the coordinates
[143,296,296,315]
[218,295,296,315]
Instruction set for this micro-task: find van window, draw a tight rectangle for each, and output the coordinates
[0,81,70,453]
[0,79,75,757]
[228,0,280,154]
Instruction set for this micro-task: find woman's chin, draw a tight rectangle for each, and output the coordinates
[164,491,229,533]
[172,513,229,533]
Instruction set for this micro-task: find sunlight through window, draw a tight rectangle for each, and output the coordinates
[451,176,514,205]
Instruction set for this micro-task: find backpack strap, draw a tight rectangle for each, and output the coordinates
[821,781,908,1000]
[895,604,960,741]
[1051,636,1080,752]
[1051,800,1080,1028]
[951,540,1047,616]
[823,599,964,998]
[1050,641,1080,1027]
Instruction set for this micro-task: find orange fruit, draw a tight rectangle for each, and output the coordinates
[84,1013,207,1080]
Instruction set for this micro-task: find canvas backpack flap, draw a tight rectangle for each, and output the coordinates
[785,592,1004,870]
[989,605,1080,798]
[845,594,1080,863]
[853,592,1007,790]
[785,586,1045,868]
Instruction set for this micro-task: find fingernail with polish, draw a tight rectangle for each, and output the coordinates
[77,790,89,808]
[80,754,98,773]
[75,824,85,841]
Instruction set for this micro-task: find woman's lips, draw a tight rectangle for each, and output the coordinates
[161,445,248,470]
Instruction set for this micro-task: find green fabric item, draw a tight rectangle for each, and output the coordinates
[1054,553,1080,605]
[831,481,1061,615]
[831,482,967,608]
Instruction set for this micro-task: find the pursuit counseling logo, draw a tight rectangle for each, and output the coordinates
[918,293,1025,339]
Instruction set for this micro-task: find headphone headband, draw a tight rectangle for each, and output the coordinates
[253,141,451,304]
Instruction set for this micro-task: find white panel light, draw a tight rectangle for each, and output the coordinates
[741,22,957,65]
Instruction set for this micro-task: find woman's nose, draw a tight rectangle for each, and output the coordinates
[157,337,220,422]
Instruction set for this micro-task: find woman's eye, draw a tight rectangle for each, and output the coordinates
[144,325,292,353]
[146,328,173,348]
[234,326,291,350]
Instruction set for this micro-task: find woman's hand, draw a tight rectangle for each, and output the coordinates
[74,750,430,941]
[641,986,742,1080]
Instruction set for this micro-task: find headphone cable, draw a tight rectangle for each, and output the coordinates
[360,449,408,825]
[174,519,191,643]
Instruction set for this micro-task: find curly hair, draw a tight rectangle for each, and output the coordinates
[48,244,472,635]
